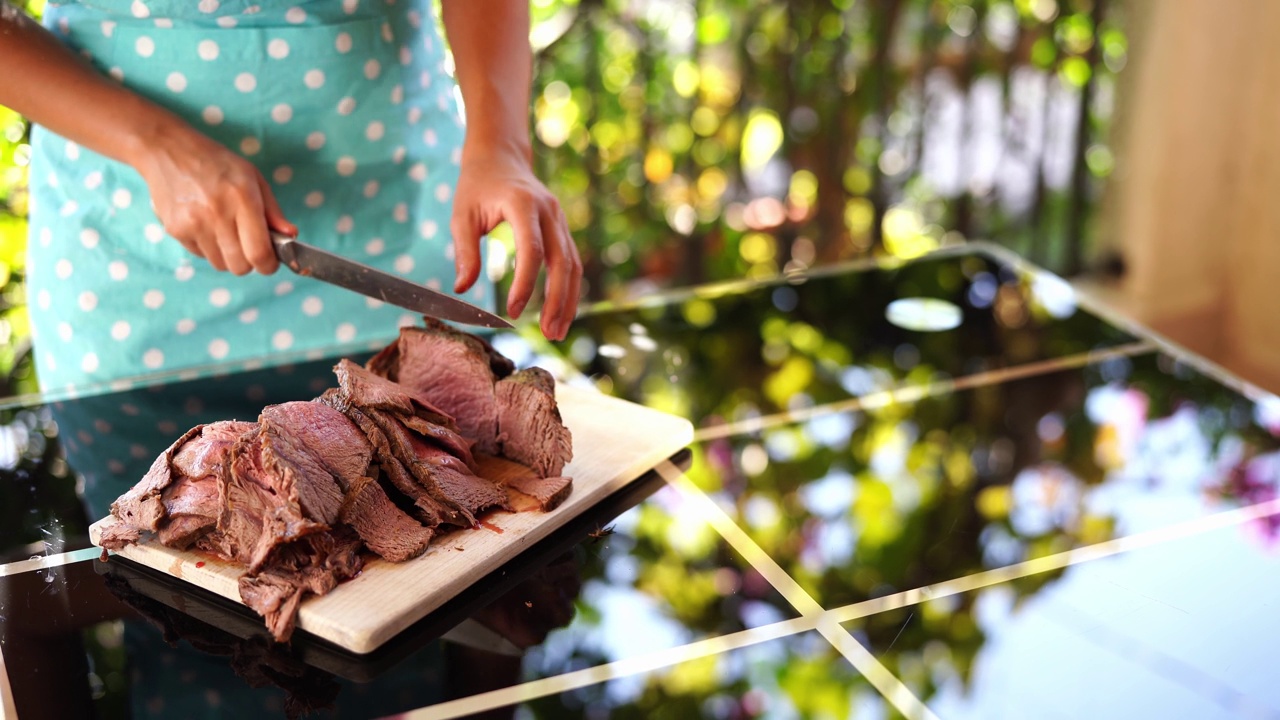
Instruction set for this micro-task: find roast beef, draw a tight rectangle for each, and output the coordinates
[365,408,508,526]
[238,527,364,642]
[367,319,510,454]
[495,368,574,477]
[503,475,574,512]
[156,477,219,548]
[153,421,255,548]
[260,402,373,487]
[105,424,206,540]
[338,475,434,562]
[259,397,440,561]
[317,391,457,527]
[101,327,574,645]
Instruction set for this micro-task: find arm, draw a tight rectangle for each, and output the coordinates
[442,0,582,341]
[0,3,291,274]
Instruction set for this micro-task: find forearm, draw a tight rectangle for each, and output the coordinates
[0,3,185,169]
[440,0,533,165]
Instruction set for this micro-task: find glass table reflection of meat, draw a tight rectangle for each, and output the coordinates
[3,245,1279,720]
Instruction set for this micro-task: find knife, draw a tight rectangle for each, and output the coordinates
[271,232,512,329]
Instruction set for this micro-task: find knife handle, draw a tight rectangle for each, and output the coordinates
[271,231,302,273]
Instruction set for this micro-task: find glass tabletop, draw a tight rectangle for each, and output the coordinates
[2,245,1277,720]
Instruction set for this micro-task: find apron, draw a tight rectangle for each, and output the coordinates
[26,0,491,393]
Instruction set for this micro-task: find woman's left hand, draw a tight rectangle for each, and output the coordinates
[450,150,582,342]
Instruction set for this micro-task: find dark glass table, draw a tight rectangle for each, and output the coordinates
[2,244,1277,719]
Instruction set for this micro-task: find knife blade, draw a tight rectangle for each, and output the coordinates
[271,232,512,330]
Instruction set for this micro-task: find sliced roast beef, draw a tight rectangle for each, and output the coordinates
[258,425,345,527]
[238,527,364,643]
[338,476,434,562]
[495,367,574,478]
[366,408,509,526]
[106,424,206,539]
[332,359,460,431]
[317,392,455,527]
[260,402,373,486]
[171,421,257,479]
[258,401,439,561]
[220,429,330,573]
[367,319,507,454]
[503,475,574,512]
[156,475,220,548]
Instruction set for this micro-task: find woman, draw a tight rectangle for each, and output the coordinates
[1,0,582,393]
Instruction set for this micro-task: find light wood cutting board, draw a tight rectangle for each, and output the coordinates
[89,384,694,654]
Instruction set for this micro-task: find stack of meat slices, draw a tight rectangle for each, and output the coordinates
[98,320,574,642]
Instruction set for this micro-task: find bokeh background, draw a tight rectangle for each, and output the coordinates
[0,0,1126,397]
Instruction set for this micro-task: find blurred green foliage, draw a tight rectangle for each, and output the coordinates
[523,0,1124,304]
[1,0,42,398]
[0,0,1122,396]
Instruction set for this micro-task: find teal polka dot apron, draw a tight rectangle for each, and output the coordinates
[26,0,491,393]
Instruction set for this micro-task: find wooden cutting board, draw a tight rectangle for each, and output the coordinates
[89,384,694,654]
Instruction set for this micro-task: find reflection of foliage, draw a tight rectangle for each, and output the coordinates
[522,632,875,719]
[701,353,1279,707]
[559,253,1134,426]
[0,0,42,397]
[523,487,799,683]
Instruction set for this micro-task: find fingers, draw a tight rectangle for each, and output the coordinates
[258,175,297,238]
[193,229,228,272]
[535,208,570,340]
[217,216,253,276]
[237,187,280,275]
[561,215,582,337]
[450,211,482,294]
[505,199,544,320]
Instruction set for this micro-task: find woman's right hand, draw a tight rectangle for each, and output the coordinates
[133,122,296,276]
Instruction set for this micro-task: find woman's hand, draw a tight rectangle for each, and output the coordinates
[133,122,296,276]
[451,149,582,341]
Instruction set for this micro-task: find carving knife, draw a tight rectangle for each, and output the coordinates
[271,232,512,329]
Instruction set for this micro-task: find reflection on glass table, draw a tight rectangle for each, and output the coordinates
[2,245,1277,720]
[840,518,1280,720]
[445,631,876,720]
[551,248,1140,427]
[690,352,1280,609]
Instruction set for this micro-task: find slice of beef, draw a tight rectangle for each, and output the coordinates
[368,319,507,454]
[317,392,453,527]
[332,359,460,431]
[258,424,345,527]
[397,412,477,470]
[259,401,437,562]
[495,367,574,478]
[220,429,330,573]
[260,402,373,487]
[153,421,257,549]
[503,475,574,512]
[238,527,364,643]
[107,424,206,539]
[371,318,515,381]
[366,408,509,526]
[171,421,257,479]
[338,476,434,561]
[157,475,220,548]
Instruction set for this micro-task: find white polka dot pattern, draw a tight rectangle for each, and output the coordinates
[26,1,484,390]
